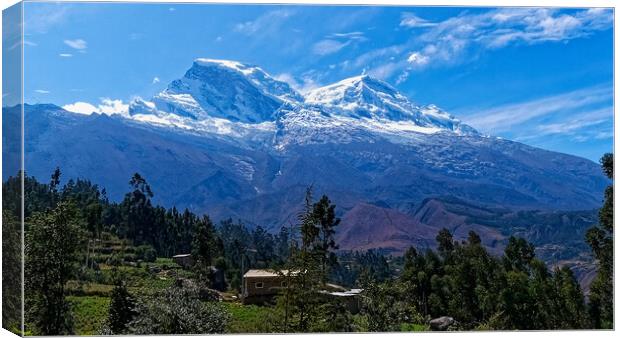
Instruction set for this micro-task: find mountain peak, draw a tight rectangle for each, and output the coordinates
[192,58,260,76]
[304,73,422,121]
[130,59,303,123]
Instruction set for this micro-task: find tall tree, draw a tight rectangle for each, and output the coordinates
[120,173,154,244]
[191,215,218,282]
[586,152,614,329]
[25,202,83,335]
[277,188,323,332]
[312,195,340,284]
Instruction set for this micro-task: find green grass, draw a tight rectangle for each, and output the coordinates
[400,323,429,331]
[68,296,110,335]
[222,302,280,333]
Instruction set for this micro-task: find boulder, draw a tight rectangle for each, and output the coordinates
[429,316,455,331]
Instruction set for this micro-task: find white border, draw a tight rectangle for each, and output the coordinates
[0,1,617,338]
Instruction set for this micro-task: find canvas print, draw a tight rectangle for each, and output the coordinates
[1,1,615,335]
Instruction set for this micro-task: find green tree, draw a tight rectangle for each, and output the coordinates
[191,215,218,281]
[25,202,83,335]
[360,280,417,332]
[586,152,613,329]
[128,285,229,334]
[503,236,535,273]
[436,228,454,258]
[552,266,587,329]
[120,173,155,244]
[107,278,137,334]
[312,195,341,284]
[2,211,22,332]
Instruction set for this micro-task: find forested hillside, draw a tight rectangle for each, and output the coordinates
[1,153,613,334]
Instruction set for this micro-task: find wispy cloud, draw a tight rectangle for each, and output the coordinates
[24,3,71,33]
[400,12,437,28]
[535,107,611,136]
[34,89,50,94]
[152,77,160,84]
[59,53,73,57]
[63,98,129,116]
[327,31,366,41]
[64,38,87,50]
[312,31,366,56]
[275,72,319,93]
[312,39,350,56]
[234,9,294,36]
[408,8,612,68]
[64,39,88,50]
[363,8,612,82]
[461,84,613,147]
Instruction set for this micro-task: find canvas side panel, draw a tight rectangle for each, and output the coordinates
[2,1,24,336]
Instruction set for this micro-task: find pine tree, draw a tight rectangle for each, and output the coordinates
[586,152,614,329]
[312,195,340,284]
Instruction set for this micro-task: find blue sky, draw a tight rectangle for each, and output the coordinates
[17,2,614,161]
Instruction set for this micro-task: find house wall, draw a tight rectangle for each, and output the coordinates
[244,276,288,296]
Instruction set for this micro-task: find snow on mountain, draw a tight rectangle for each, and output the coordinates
[130,58,303,123]
[305,74,425,121]
[126,59,478,149]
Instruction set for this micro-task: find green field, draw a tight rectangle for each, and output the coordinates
[67,296,110,335]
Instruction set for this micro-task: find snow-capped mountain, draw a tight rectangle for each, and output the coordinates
[5,58,609,269]
[131,59,302,123]
[127,59,477,148]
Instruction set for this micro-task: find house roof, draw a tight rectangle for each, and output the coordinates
[321,289,363,297]
[243,269,298,278]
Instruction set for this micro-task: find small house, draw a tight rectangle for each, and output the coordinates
[242,269,296,304]
[172,254,194,268]
[319,288,363,314]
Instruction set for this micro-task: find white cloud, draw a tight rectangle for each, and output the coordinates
[407,52,429,66]
[274,73,319,93]
[63,98,129,116]
[152,77,160,84]
[400,12,437,28]
[312,39,350,56]
[360,8,612,83]
[312,31,367,56]
[463,85,613,133]
[64,39,87,50]
[215,36,223,42]
[34,89,50,94]
[535,107,611,135]
[24,3,70,33]
[59,53,73,57]
[327,31,366,41]
[414,8,612,66]
[63,101,99,115]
